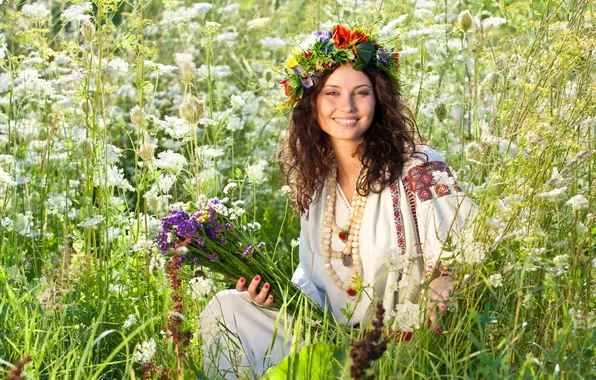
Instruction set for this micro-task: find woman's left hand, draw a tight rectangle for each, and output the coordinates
[425,275,453,334]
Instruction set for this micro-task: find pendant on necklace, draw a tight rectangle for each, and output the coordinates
[342,255,353,267]
[338,231,349,243]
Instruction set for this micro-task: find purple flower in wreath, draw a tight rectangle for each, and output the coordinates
[293,65,314,88]
[209,253,217,262]
[224,222,233,231]
[257,242,265,249]
[196,236,204,246]
[314,30,332,44]
[220,237,228,245]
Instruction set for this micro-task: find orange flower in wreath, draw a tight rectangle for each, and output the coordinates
[332,24,353,48]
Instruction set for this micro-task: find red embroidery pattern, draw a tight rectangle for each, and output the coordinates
[389,182,406,256]
[404,161,462,202]
[402,181,419,243]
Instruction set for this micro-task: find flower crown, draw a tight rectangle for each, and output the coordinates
[278,24,400,109]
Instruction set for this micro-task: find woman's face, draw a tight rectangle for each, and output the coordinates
[316,64,376,145]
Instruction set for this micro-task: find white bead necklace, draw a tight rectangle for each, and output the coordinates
[321,166,368,293]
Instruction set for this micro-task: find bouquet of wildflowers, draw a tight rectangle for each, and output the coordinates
[156,196,323,318]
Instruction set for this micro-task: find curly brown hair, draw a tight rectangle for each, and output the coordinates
[278,64,421,213]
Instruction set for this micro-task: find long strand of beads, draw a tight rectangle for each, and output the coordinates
[321,166,368,292]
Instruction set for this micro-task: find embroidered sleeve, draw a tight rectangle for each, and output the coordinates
[403,157,477,278]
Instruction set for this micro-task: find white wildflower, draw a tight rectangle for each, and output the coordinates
[199,168,218,183]
[0,217,13,232]
[149,254,167,275]
[223,182,238,194]
[383,247,411,272]
[198,312,220,346]
[566,194,588,210]
[537,186,567,199]
[259,37,287,49]
[78,215,105,228]
[247,17,270,28]
[175,53,193,65]
[205,21,221,31]
[488,273,503,288]
[291,238,300,248]
[216,32,239,41]
[196,145,225,163]
[15,212,34,236]
[192,3,213,14]
[123,314,138,329]
[187,277,217,300]
[108,57,129,72]
[481,17,506,29]
[219,3,239,13]
[552,254,569,268]
[22,3,51,19]
[0,167,17,186]
[61,3,93,23]
[407,25,447,38]
[432,170,455,186]
[230,95,245,108]
[95,165,134,191]
[386,300,421,332]
[247,222,261,230]
[156,174,177,193]
[246,161,266,183]
[199,118,218,126]
[133,338,156,364]
[281,185,292,196]
[155,150,187,174]
[226,115,245,131]
[133,238,154,252]
[414,8,434,21]
[379,15,409,40]
[45,193,72,215]
[158,116,191,139]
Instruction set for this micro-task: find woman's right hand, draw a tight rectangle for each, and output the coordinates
[236,275,276,307]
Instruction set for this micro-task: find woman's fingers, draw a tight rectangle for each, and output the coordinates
[254,283,270,304]
[247,275,261,298]
[235,277,247,292]
[262,295,275,307]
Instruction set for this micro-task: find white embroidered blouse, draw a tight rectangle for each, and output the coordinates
[291,146,477,325]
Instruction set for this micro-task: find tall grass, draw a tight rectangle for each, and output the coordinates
[0,0,594,378]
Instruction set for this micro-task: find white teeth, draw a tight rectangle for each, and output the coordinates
[335,118,357,123]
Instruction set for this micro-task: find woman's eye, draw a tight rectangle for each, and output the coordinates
[326,91,339,95]
[355,91,370,96]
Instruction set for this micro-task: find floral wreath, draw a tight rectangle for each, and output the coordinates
[278,24,400,109]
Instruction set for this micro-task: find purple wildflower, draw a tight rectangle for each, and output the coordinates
[257,242,265,249]
[206,228,217,239]
[220,237,228,245]
[209,253,217,261]
[196,236,204,246]
[194,269,203,277]
[176,218,198,238]
[241,245,254,258]
[224,223,233,231]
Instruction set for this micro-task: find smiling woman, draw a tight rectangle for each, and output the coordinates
[200,24,478,379]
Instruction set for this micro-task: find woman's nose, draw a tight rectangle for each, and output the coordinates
[338,94,355,112]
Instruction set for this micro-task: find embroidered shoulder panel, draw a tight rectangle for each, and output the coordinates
[389,182,407,256]
[403,161,462,203]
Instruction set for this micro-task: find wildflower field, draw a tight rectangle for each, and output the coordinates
[0,0,595,378]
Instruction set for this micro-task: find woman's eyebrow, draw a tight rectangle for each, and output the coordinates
[322,84,373,89]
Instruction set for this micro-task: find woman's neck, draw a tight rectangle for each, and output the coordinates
[332,140,363,202]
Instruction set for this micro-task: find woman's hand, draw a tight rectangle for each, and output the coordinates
[236,275,276,307]
[425,275,453,334]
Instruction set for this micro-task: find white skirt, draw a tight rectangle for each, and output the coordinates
[200,290,294,379]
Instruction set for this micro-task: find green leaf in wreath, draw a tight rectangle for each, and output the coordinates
[352,58,368,71]
[355,41,374,63]
[262,342,350,380]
